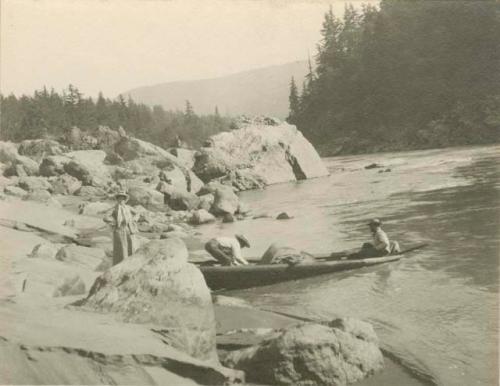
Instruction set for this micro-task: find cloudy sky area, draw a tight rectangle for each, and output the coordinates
[1,0,377,98]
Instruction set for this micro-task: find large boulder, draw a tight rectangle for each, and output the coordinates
[78,201,113,216]
[169,147,197,169]
[211,184,239,215]
[28,242,60,259]
[0,141,19,164]
[53,274,86,297]
[188,170,204,194]
[165,189,200,211]
[3,185,28,198]
[24,190,61,207]
[18,139,68,160]
[127,185,165,209]
[3,157,39,177]
[55,245,106,270]
[17,176,52,192]
[219,169,266,191]
[81,238,217,362]
[159,165,188,192]
[39,155,70,177]
[198,193,215,211]
[193,118,328,189]
[223,320,384,385]
[0,141,42,176]
[63,150,111,187]
[92,125,121,151]
[120,157,160,177]
[50,174,82,195]
[115,136,180,164]
[73,185,107,197]
[190,209,216,225]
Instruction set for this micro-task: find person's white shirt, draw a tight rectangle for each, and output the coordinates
[372,228,390,253]
[215,236,249,265]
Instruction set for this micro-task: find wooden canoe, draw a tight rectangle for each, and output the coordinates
[200,244,426,291]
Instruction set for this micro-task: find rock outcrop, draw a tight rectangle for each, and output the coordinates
[63,150,111,187]
[38,155,69,176]
[127,185,165,210]
[81,238,218,362]
[49,174,82,195]
[53,274,86,297]
[55,245,106,270]
[223,319,384,385]
[3,185,28,198]
[169,147,197,169]
[17,176,52,192]
[211,184,239,215]
[0,141,40,177]
[115,136,184,166]
[165,189,200,211]
[193,118,329,189]
[78,201,113,216]
[18,139,68,160]
[0,141,19,164]
[74,185,107,197]
[190,209,216,225]
[28,242,60,259]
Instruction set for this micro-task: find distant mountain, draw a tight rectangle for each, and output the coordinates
[122,61,308,119]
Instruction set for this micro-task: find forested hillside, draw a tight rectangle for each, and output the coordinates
[0,86,234,148]
[288,1,500,155]
[123,61,308,119]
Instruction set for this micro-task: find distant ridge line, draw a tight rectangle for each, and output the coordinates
[121,60,309,119]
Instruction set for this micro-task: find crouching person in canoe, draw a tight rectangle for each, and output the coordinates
[104,190,139,266]
[205,234,250,266]
[356,219,400,258]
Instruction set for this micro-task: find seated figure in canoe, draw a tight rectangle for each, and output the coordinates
[355,218,400,258]
[205,234,250,266]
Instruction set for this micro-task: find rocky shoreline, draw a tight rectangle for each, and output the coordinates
[1,119,393,385]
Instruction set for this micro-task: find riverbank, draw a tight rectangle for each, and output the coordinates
[0,190,424,386]
[2,126,497,384]
[0,121,390,385]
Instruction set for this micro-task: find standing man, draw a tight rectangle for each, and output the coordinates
[205,234,250,266]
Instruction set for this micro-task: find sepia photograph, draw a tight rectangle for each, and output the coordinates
[0,0,499,385]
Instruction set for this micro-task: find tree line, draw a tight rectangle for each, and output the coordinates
[0,85,234,148]
[288,1,500,155]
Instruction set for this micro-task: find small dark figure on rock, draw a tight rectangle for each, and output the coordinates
[205,234,250,266]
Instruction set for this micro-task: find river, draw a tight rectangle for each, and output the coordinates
[196,144,499,386]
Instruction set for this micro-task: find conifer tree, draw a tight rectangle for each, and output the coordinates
[286,77,300,124]
[185,100,194,117]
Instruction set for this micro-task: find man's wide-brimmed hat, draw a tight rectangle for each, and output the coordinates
[235,234,250,248]
[115,190,129,200]
[368,218,382,226]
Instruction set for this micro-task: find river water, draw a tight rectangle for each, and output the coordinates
[197,144,499,386]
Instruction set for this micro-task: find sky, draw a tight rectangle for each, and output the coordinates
[0,0,377,98]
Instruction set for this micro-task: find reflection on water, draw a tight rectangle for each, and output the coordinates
[195,145,500,386]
